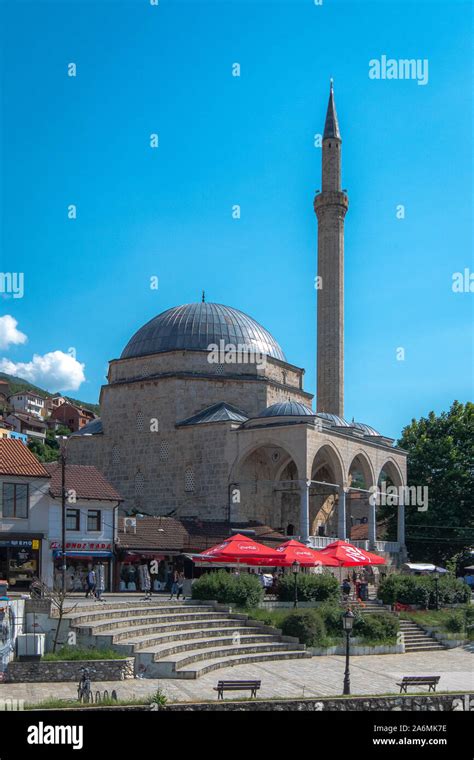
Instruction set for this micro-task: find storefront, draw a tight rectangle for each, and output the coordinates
[0,536,42,590]
[116,550,181,592]
[50,541,114,592]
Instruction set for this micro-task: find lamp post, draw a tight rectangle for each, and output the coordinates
[292,561,300,608]
[433,572,439,611]
[342,609,355,695]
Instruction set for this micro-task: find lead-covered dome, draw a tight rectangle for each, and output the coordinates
[258,401,315,418]
[121,302,286,361]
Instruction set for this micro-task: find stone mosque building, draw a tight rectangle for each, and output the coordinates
[68,84,407,561]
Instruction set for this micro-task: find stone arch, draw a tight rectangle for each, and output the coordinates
[376,458,404,488]
[310,443,346,537]
[347,450,375,489]
[230,440,301,530]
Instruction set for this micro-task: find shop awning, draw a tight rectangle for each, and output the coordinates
[53,550,113,559]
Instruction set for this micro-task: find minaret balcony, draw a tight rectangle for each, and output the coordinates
[314,190,349,215]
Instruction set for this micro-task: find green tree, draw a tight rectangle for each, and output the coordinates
[386,401,473,564]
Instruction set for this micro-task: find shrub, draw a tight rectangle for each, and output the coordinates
[275,573,339,603]
[353,612,399,643]
[378,574,470,608]
[318,603,345,636]
[281,609,326,646]
[191,570,263,608]
[445,612,464,634]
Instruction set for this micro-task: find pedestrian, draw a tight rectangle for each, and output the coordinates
[95,562,105,601]
[176,571,185,600]
[86,567,96,599]
[139,562,152,600]
[169,569,179,600]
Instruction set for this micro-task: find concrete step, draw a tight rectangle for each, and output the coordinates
[83,617,242,646]
[73,611,233,634]
[122,625,265,651]
[141,633,283,660]
[176,649,312,679]
[68,604,216,625]
[158,640,305,668]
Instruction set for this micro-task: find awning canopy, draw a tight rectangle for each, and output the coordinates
[274,539,339,567]
[317,540,386,567]
[53,550,113,559]
[191,533,281,565]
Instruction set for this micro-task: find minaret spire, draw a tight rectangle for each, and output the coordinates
[314,81,349,416]
[323,78,341,140]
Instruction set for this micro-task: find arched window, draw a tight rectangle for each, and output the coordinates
[136,411,145,433]
[286,523,294,536]
[112,445,120,465]
[184,466,195,492]
[135,471,145,496]
[159,440,169,462]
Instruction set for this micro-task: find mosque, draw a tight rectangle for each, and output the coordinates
[68,84,407,562]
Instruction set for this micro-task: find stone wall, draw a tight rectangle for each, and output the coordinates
[5,658,134,683]
[157,693,474,712]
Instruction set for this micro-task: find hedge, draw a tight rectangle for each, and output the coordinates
[378,574,470,608]
[353,612,399,642]
[191,570,264,608]
[281,609,326,646]
[275,573,339,603]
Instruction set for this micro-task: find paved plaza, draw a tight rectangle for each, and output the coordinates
[2,648,472,706]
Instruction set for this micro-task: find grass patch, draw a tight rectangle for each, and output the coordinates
[25,689,166,710]
[42,647,126,661]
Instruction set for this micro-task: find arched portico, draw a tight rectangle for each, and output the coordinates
[310,443,346,538]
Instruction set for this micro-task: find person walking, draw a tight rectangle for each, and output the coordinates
[176,571,185,600]
[86,568,96,599]
[95,562,105,601]
[169,569,179,600]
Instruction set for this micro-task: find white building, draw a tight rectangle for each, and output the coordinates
[8,392,45,419]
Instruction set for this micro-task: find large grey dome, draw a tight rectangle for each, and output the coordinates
[121,302,286,361]
[258,401,314,418]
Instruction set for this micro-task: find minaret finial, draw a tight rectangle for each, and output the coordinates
[202,290,205,303]
[330,77,334,91]
[323,79,341,140]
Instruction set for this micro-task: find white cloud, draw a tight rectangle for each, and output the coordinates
[0,315,27,349]
[0,350,86,391]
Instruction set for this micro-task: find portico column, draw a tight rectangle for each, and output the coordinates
[337,486,346,539]
[299,481,310,542]
[397,491,407,561]
[368,491,376,549]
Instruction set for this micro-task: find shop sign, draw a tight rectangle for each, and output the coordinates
[0,539,38,549]
[50,541,112,551]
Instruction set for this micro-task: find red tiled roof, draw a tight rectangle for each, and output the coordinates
[0,439,50,477]
[44,462,122,502]
[350,520,389,541]
[117,517,287,553]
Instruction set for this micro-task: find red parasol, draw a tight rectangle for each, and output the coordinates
[192,533,281,564]
[317,540,386,566]
[273,539,339,567]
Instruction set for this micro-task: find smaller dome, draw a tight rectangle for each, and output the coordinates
[316,412,351,427]
[352,421,381,436]
[72,418,103,436]
[259,401,315,418]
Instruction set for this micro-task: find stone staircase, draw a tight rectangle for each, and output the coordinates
[398,618,445,653]
[66,600,311,679]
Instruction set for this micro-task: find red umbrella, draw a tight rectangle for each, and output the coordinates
[273,539,339,567]
[317,540,386,566]
[192,533,281,564]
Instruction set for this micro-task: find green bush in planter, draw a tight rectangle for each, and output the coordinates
[276,573,339,602]
[445,612,465,634]
[379,574,471,608]
[353,612,399,642]
[318,603,345,636]
[281,609,326,646]
[191,570,263,608]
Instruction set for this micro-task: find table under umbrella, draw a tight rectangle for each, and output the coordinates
[274,539,339,567]
[190,533,282,565]
[317,539,386,566]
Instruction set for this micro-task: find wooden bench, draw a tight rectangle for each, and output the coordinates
[214,680,261,700]
[396,676,440,694]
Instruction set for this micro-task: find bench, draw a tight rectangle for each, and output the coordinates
[396,676,440,694]
[214,680,261,700]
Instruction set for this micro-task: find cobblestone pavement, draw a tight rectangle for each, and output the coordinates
[1,649,472,706]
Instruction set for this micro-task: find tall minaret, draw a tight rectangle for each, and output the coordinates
[314,80,349,417]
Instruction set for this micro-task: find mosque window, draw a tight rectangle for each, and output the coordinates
[214,364,225,375]
[184,466,195,492]
[159,440,169,462]
[112,445,120,465]
[136,411,145,432]
[135,471,145,496]
[286,524,295,536]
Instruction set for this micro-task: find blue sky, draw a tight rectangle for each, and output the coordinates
[1,0,472,439]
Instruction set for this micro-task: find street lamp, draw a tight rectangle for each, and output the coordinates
[342,609,355,695]
[292,561,300,609]
[433,572,439,611]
